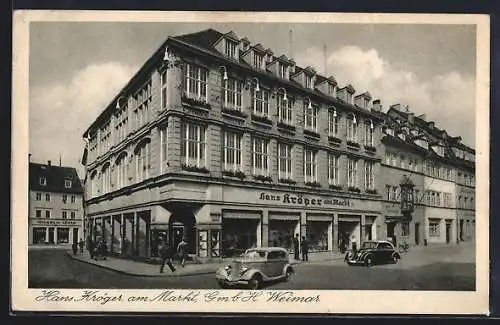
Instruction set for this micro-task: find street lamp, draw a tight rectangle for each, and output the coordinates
[306,97,313,109]
[115,96,128,110]
[247,77,260,92]
[219,66,228,81]
[276,87,287,101]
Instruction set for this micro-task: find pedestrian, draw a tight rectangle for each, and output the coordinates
[159,240,176,273]
[72,241,78,255]
[177,239,189,267]
[300,236,309,262]
[78,238,84,253]
[293,234,300,261]
[87,236,95,260]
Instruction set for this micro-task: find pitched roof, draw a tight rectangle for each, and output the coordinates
[172,28,224,55]
[29,163,84,194]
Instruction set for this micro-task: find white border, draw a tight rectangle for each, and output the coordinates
[11,10,490,314]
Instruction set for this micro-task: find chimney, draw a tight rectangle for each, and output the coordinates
[427,121,435,129]
[47,160,51,166]
[372,99,382,112]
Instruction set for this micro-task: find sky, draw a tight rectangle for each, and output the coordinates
[29,21,477,176]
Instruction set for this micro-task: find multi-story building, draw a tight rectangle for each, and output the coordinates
[28,161,85,245]
[377,105,475,246]
[81,29,387,262]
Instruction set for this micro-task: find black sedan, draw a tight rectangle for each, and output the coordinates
[345,240,401,267]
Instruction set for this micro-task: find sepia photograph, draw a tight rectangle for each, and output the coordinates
[11,11,490,314]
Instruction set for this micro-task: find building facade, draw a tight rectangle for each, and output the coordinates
[81,28,475,262]
[29,161,85,245]
[82,29,387,261]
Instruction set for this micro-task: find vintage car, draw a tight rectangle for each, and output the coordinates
[216,247,294,289]
[345,240,401,267]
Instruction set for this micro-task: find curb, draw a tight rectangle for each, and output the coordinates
[65,251,217,277]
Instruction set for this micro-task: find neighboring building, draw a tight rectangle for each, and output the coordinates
[28,161,85,245]
[81,29,387,262]
[378,106,475,246]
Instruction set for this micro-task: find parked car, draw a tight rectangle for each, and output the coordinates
[345,240,401,267]
[216,247,294,289]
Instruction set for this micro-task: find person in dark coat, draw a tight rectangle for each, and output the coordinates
[87,236,96,259]
[78,239,84,253]
[300,236,309,262]
[159,240,176,273]
[293,234,300,261]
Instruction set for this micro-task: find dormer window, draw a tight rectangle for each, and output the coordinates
[364,98,370,108]
[65,179,72,188]
[39,177,47,186]
[253,53,264,70]
[328,84,336,97]
[346,92,353,104]
[305,75,313,89]
[279,63,288,79]
[225,39,238,59]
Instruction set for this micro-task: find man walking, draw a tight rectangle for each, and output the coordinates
[293,234,300,261]
[300,236,309,262]
[177,239,189,268]
[159,240,176,273]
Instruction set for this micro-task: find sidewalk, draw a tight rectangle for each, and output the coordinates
[66,250,345,277]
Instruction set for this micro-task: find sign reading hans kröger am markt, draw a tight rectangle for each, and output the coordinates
[31,219,81,227]
[258,192,354,207]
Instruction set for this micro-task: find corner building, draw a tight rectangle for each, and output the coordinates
[82,29,387,262]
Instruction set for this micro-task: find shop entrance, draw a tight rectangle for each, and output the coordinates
[168,207,196,255]
[222,218,259,257]
[48,227,54,244]
[446,222,452,244]
[338,221,359,252]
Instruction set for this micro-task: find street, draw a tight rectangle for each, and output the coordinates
[28,243,475,291]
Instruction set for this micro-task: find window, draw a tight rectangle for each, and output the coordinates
[328,109,339,136]
[160,126,168,173]
[364,98,370,108]
[133,81,151,129]
[279,63,287,79]
[223,78,243,109]
[304,102,318,131]
[429,220,440,237]
[183,63,208,100]
[277,93,293,124]
[65,180,72,188]
[304,148,317,183]
[45,210,51,219]
[391,186,398,201]
[115,105,129,145]
[414,189,420,203]
[161,70,168,109]
[364,122,374,146]
[347,158,358,188]
[39,177,47,186]
[444,193,451,208]
[116,154,128,189]
[347,116,358,142]
[223,131,242,171]
[253,53,264,69]
[62,211,67,219]
[181,122,206,168]
[436,193,441,206]
[62,195,67,204]
[364,161,375,190]
[35,193,41,201]
[385,185,391,200]
[71,195,75,203]
[278,142,293,180]
[305,75,312,89]
[400,156,405,169]
[135,142,151,182]
[225,39,237,59]
[251,88,269,116]
[71,211,76,219]
[36,210,42,218]
[328,154,339,186]
[328,84,336,97]
[101,164,112,193]
[346,93,353,104]
[45,194,50,202]
[252,137,269,176]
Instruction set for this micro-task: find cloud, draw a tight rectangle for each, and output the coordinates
[295,46,476,147]
[29,62,137,176]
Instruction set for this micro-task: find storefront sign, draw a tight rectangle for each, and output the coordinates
[31,219,81,227]
[259,192,353,208]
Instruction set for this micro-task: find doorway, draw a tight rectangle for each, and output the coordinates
[170,222,184,253]
[386,222,397,245]
[48,227,55,244]
[459,220,464,241]
[415,222,420,245]
[168,206,197,255]
[445,222,451,244]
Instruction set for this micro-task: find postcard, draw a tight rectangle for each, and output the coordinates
[11,10,490,314]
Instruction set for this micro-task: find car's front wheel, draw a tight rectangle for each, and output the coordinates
[285,268,293,282]
[248,275,262,290]
[364,256,374,267]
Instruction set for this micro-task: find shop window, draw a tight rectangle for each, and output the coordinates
[210,230,221,258]
[198,230,208,258]
[429,220,440,237]
[222,219,258,257]
[307,221,329,251]
[32,227,46,244]
[268,219,298,252]
[57,228,70,244]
